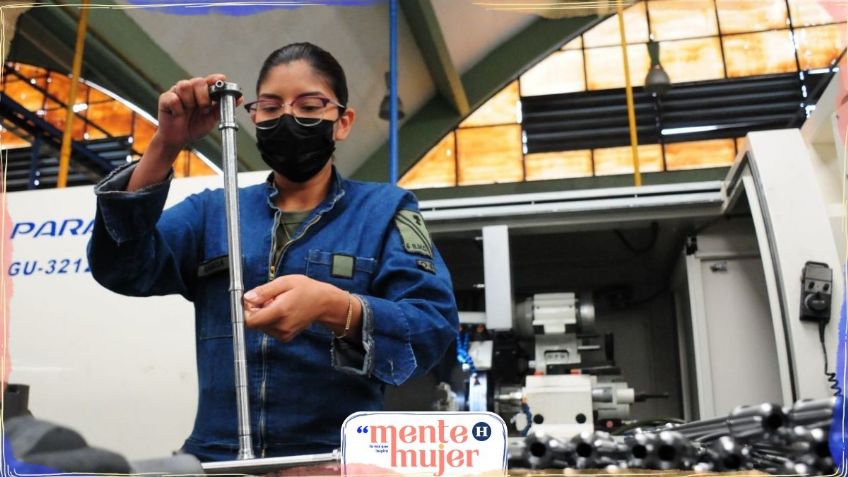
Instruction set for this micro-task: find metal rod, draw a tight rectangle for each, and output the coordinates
[201,451,339,474]
[57,0,90,188]
[389,0,399,184]
[209,80,254,460]
[617,2,641,187]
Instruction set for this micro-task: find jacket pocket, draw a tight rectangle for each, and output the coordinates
[305,249,376,294]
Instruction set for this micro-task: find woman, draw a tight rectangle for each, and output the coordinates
[87,42,459,462]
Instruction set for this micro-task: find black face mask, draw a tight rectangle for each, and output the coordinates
[255,115,336,183]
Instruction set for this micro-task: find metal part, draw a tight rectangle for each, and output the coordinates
[650,431,697,470]
[209,80,254,461]
[482,225,513,330]
[467,340,493,371]
[728,402,786,442]
[783,426,834,473]
[592,388,614,403]
[129,454,205,475]
[577,292,595,330]
[625,432,656,469]
[433,382,459,411]
[201,451,340,474]
[57,0,91,189]
[515,292,592,372]
[787,397,837,427]
[388,0,399,183]
[458,311,486,324]
[570,431,625,469]
[702,436,752,471]
[524,375,594,440]
[507,291,633,435]
[468,373,488,412]
[592,378,636,421]
[513,398,833,471]
[420,181,724,234]
[523,431,575,469]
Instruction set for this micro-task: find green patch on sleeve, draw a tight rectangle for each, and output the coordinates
[394,210,433,258]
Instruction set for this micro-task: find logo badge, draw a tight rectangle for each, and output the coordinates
[341,412,507,477]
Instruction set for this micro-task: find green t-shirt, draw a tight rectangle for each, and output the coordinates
[269,209,312,279]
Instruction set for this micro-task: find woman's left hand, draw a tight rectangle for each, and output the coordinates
[243,275,344,342]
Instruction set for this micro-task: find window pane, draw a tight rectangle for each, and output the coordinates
[172,150,216,178]
[187,151,216,177]
[11,63,48,79]
[460,81,519,128]
[796,24,847,70]
[0,124,31,149]
[399,133,456,189]
[736,137,747,153]
[84,121,108,140]
[648,0,718,41]
[660,37,725,83]
[44,108,86,140]
[46,73,89,108]
[584,2,649,48]
[585,43,650,90]
[132,115,157,155]
[723,30,796,77]
[788,0,846,27]
[520,50,585,97]
[456,125,523,186]
[44,98,62,111]
[562,36,582,50]
[665,139,736,170]
[87,101,133,137]
[88,85,113,103]
[525,150,593,180]
[716,0,789,34]
[2,79,45,110]
[173,150,192,178]
[593,144,663,176]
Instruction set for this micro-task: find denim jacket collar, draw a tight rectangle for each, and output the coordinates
[264,163,346,215]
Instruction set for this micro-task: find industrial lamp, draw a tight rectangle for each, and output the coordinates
[379,71,405,120]
[645,41,671,97]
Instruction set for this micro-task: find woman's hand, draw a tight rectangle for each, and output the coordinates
[243,275,360,342]
[127,73,243,191]
[155,73,233,152]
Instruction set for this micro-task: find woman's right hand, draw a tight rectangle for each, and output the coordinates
[154,73,228,153]
[127,73,237,191]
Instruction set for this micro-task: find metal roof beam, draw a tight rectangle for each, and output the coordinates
[400,0,469,116]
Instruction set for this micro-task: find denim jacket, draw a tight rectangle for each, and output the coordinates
[86,162,459,461]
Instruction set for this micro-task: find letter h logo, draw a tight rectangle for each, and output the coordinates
[472,422,491,442]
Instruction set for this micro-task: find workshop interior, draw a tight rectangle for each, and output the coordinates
[1,0,847,474]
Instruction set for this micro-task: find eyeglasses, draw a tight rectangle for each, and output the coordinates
[244,95,345,128]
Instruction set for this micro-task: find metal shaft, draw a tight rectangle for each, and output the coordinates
[210,80,254,460]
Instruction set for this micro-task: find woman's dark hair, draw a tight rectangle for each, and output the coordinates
[256,42,348,107]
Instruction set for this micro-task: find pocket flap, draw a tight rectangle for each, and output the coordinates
[198,255,229,278]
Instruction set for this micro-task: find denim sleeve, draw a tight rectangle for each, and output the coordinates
[86,162,206,301]
[331,193,459,385]
[330,295,372,374]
